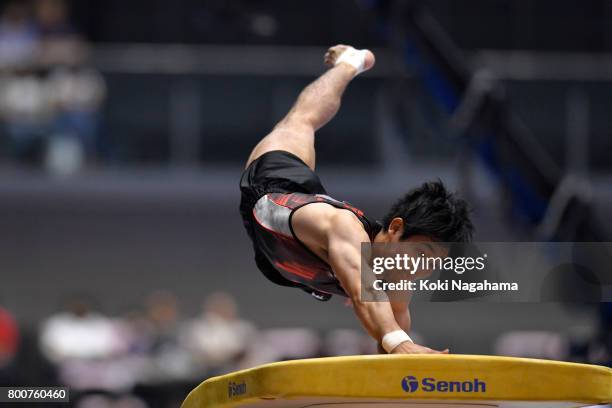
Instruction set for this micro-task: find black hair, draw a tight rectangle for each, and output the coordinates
[382,180,473,242]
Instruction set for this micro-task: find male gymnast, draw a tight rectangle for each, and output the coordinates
[239,45,473,354]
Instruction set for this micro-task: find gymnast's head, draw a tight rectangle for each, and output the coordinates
[374,180,473,248]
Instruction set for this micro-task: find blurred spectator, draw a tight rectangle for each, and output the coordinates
[0,306,19,366]
[0,0,46,163]
[0,305,19,385]
[44,66,106,174]
[114,308,155,357]
[35,0,105,174]
[0,69,53,162]
[38,296,131,390]
[39,296,121,362]
[0,1,38,69]
[182,292,255,372]
[35,0,87,66]
[146,291,181,352]
[0,0,105,173]
[140,291,193,383]
[38,299,159,392]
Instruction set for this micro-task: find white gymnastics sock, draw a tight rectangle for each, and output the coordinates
[335,46,369,76]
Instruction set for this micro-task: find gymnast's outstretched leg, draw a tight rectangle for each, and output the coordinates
[245,45,375,170]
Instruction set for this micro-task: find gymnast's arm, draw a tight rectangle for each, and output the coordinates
[327,211,446,354]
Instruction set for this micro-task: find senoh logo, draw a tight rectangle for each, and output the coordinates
[401,376,486,393]
[401,376,419,393]
[228,381,247,398]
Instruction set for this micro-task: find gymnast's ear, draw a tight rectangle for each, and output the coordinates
[387,217,405,239]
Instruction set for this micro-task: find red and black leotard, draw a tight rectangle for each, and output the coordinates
[240,151,380,300]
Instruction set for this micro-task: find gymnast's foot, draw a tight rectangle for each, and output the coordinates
[324,44,375,76]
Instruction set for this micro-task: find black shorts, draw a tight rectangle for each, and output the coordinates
[239,150,330,296]
[239,150,327,226]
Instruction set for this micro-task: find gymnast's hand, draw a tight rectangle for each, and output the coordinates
[390,341,449,355]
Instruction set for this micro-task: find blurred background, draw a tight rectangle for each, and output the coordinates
[0,0,610,407]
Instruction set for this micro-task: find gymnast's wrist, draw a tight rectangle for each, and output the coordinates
[381,330,413,353]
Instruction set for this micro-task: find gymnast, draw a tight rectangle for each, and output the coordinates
[239,45,473,355]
